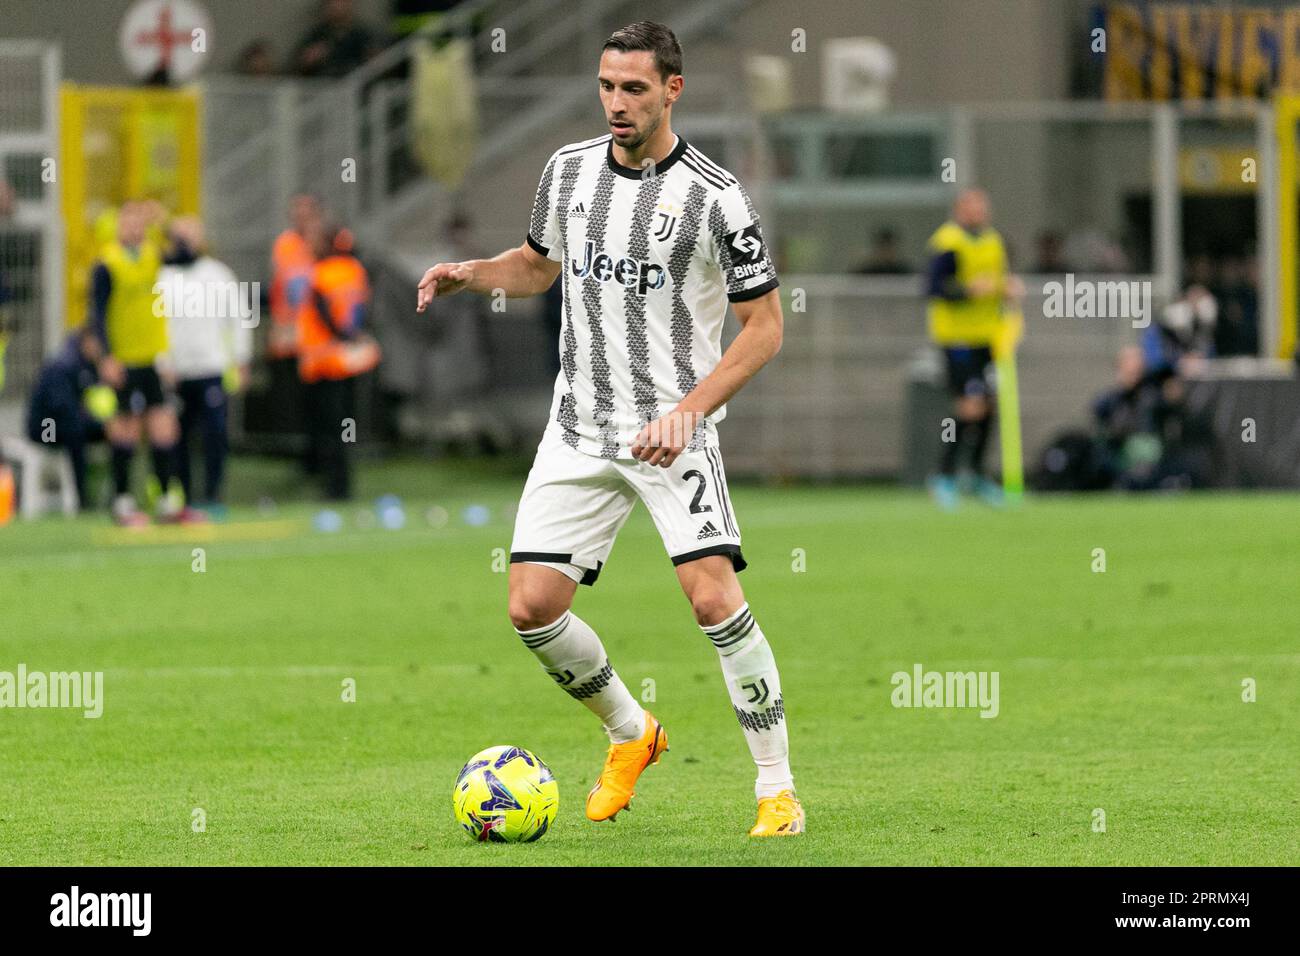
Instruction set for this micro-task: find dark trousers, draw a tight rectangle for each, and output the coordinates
[267,355,305,433]
[939,346,995,477]
[304,376,354,501]
[176,376,229,504]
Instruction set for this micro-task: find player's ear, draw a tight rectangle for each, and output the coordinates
[665,73,683,105]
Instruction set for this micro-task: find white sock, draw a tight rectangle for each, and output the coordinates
[515,611,645,743]
[702,602,794,800]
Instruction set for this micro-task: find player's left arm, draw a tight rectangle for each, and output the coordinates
[997,237,1025,303]
[631,289,782,466]
[677,289,782,419]
[633,178,784,466]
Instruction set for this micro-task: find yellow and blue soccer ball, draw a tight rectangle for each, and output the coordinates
[452,745,558,842]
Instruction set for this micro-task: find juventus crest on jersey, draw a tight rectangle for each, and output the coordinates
[526,133,779,460]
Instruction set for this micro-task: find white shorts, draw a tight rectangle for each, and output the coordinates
[509,422,745,586]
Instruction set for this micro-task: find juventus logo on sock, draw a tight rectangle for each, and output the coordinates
[742,678,771,705]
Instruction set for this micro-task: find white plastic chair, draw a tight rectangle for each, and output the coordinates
[0,434,78,518]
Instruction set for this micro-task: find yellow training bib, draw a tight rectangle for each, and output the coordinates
[101,239,166,366]
[926,221,1008,347]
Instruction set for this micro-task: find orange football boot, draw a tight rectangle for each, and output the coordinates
[749,790,805,836]
[585,710,668,821]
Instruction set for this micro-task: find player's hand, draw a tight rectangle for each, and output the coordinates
[417,262,474,312]
[97,356,125,388]
[631,409,702,468]
[966,275,997,298]
[223,364,250,394]
[1003,275,1026,303]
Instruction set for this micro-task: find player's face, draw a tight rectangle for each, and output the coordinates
[598,50,674,150]
[291,196,321,233]
[78,331,103,363]
[306,220,332,258]
[117,203,146,246]
[955,191,990,230]
[167,216,203,255]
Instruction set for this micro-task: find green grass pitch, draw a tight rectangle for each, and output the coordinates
[1,457,1296,865]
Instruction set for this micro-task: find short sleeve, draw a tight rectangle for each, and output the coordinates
[707,181,779,303]
[526,152,562,262]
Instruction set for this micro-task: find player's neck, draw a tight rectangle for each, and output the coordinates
[611,124,678,172]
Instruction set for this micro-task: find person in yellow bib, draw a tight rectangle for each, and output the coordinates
[924,188,1024,510]
[90,199,196,526]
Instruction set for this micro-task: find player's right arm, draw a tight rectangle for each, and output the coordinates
[416,242,559,312]
[418,149,567,313]
[88,261,125,387]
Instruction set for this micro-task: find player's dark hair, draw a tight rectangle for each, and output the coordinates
[603,21,682,80]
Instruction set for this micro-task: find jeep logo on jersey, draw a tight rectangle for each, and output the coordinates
[570,240,666,295]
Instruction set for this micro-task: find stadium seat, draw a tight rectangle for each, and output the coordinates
[0,435,79,519]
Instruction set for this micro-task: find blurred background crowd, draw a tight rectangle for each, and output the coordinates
[2,0,1299,523]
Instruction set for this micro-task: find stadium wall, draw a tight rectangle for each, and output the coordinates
[735,0,1072,107]
[1,0,392,83]
[4,0,1078,102]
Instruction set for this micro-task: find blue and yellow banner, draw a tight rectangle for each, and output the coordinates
[1099,2,1300,100]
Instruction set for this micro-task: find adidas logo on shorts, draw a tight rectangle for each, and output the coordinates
[697,521,722,540]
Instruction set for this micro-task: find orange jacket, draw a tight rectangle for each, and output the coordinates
[269,230,314,358]
[297,253,380,383]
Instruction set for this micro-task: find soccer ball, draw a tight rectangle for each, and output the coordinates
[452,745,559,842]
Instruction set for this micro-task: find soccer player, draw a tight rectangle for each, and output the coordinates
[417,21,802,836]
[924,188,1024,509]
[90,199,196,525]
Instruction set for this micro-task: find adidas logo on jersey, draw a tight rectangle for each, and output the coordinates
[697,521,722,540]
[570,240,666,296]
[570,202,587,218]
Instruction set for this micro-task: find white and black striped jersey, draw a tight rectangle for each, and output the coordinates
[526,133,779,460]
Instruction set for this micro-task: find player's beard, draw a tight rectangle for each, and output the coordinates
[612,100,664,151]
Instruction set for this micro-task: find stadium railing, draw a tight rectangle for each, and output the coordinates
[201,0,748,287]
[384,273,1163,480]
[709,275,1161,479]
[0,41,63,405]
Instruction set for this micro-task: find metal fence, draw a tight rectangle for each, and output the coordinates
[0,41,61,407]
[716,275,1159,479]
[202,77,356,289]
